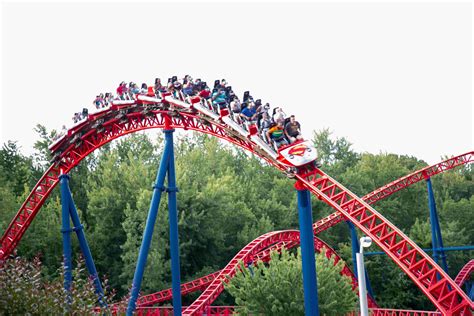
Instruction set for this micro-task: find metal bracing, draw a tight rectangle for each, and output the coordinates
[296,187,320,316]
[127,125,182,316]
[347,221,374,298]
[426,178,448,274]
[59,174,105,307]
[165,128,183,315]
[0,89,472,315]
[60,175,73,308]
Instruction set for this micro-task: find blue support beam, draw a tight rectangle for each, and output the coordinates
[247,262,255,277]
[127,125,182,316]
[346,221,374,298]
[296,188,320,316]
[64,180,106,306]
[165,129,182,316]
[426,178,448,273]
[127,135,172,315]
[60,174,73,307]
[60,174,106,307]
[468,282,474,301]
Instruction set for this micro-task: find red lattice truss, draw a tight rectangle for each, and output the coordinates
[0,106,472,315]
[454,260,474,289]
[125,234,377,310]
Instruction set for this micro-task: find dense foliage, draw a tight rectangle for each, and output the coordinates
[0,126,472,312]
[0,256,112,315]
[225,248,357,315]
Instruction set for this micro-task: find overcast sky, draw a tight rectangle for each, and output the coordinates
[1,1,472,164]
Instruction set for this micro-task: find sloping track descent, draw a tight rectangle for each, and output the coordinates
[455,260,474,290]
[124,235,378,310]
[0,84,472,315]
[134,152,473,309]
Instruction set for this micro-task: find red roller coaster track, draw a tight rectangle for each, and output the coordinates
[134,152,473,310]
[0,94,472,315]
[455,260,474,289]
[127,235,377,310]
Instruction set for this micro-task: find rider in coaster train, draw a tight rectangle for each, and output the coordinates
[284,115,303,144]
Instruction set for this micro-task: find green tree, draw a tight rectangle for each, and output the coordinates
[0,141,37,196]
[225,248,357,315]
[0,256,113,315]
[312,128,360,175]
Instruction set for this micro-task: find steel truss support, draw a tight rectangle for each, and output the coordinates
[426,178,448,274]
[127,125,182,316]
[59,174,106,307]
[296,184,320,316]
[346,221,374,298]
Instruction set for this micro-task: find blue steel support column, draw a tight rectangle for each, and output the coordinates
[346,221,374,298]
[347,221,359,277]
[248,261,255,277]
[426,178,448,273]
[63,178,106,306]
[59,174,73,307]
[126,137,173,315]
[296,186,319,316]
[468,282,474,301]
[164,128,182,316]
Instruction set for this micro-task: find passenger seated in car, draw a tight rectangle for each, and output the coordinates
[284,115,303,143]
[240,102,258,130]
[154,78,164,94]
[273,107,287,124]
[117,81,126,100]
[198,85,211,100]
[243,91,252,103]
[81,108,88,120]
[259,112,274,142]
[230,96,242,124]
[211,88,228,112]
[266,121,289,150]
[73,112,82,123]
[182,75,194,96]
[104,93,113,106]
[172,81,182,98]
[93,94,105,109]
[140,83,148,94]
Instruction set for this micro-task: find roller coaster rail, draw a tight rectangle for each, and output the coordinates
[0,79,472,315]
[128,152,473,310]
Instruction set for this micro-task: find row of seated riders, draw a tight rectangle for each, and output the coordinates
[73,76,304,151]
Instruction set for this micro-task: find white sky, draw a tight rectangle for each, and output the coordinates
[1,1,473,164]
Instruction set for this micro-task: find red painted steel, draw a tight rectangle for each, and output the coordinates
[133,307,442,316]
[0,110,278,260]
[0,164,62,258]
[141,306,442,316]
[129,306,448,316]
[133,235,376,309]
[291,168,473,315]
[153,153,473,312]
[136,306,441,316]
[136,271,221,308]
[134,306,235,316]
[0,96,471,315]
[310,151,474,237]
[363,152,474,205]
[182,230,300,315]
[368,308,442,316]
[454,260,474,289]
